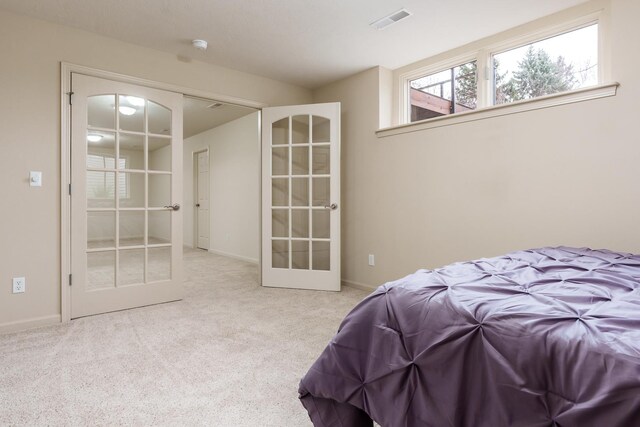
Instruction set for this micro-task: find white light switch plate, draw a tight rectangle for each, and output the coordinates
[368,254,375,266]
[30,171,42,187]
[13,277,25,294]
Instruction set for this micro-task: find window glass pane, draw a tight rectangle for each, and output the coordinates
[272,209,289,238]
[292,146,309,175]
[272,240,289,269]
[119,248,145,286]
[272,118,289,145]
[292,115,309,144]
[87,171,115,208]
[493,24,598,105]
[119,95,145,133]
[292,178,309,207]
[119,133,144,170]
[291,209,309,238]
[87,251,115,290]
[272,178,289,207]
[148,211,171,244]
[87,211,115,249]
[292,241,309,270]
[88,95,115,129]
[87,131,116,166]
[119,172,145,208]
[148,247,171,282]
[272,147,289,176]
[312,241,330,271]
[119,211,145,247]
[148,174,171,208]
[312,116,330,143]
[148,101,171,135]
[148,137,171,172]
[409,61,477,122]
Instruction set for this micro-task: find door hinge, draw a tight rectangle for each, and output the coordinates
[67,91,74,105]
[68,183,72,195]
[69,274,72,286]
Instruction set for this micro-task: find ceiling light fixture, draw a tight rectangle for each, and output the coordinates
[370,8,413,30]
[119,106,136,116]
[125,96,145,107]
[87,134,104,143]
[192,39,208,51]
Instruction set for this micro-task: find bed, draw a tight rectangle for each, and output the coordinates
[299,247,640,427]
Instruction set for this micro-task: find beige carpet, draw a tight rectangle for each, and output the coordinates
[0,249,369,426]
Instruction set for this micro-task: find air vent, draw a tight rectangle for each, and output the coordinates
[206,102,223,110]
[370,8,412,30]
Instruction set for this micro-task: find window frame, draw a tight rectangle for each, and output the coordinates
[398,11,607,125]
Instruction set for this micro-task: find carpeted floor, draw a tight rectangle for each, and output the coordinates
[0,248,370,426]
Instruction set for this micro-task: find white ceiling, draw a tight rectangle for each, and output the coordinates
[183,97,256,139]
[0,0,588,89]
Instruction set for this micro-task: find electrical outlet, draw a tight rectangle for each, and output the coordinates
[368,254,375,266]
[13,277,25,294]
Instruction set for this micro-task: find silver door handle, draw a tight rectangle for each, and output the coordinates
[165,204,180,211]
[324,203,338,210]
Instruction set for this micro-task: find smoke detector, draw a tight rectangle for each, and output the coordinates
[370,9,412,30]
[192,39,208,51]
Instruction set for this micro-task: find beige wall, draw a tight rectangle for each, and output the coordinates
[313,0,640,289]
[0,9,311,332]
[183,112,260,263]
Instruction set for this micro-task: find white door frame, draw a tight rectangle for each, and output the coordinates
[60,62,266,323]
[192,148,210,249]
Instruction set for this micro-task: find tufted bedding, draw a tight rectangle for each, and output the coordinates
[299,247,640,427]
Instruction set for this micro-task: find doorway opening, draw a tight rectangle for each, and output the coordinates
[182,96,260,264]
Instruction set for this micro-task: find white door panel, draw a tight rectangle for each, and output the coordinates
[261,103,340,291]
[71,73,183,318]
[196,151,210,249]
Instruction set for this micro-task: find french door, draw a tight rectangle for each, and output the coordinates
[70,74,183,318]
[261,103,340,291]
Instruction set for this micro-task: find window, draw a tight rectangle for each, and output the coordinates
[403,17,602,124]
[493,24,598,105]
[409,61,477,122]
[87,154,128,199]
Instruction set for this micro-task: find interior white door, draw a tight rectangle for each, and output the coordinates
[196,151,210,250]
[70,73,183,318]
[261,103,340,291]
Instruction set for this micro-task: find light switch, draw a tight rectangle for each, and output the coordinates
[30,171,42,187]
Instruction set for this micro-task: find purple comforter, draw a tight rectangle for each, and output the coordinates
[299,247,640,427]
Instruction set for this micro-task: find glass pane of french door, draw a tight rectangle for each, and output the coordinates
[85,92,173,289]
[270,115,331,271]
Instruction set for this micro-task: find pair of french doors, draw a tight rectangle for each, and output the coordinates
[70,73,341,319]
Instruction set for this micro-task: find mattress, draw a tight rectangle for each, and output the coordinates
[299,247,640,426]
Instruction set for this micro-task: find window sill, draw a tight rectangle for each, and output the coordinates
[376,83,619,138]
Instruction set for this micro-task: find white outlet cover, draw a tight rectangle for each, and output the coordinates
[13,277,26,293]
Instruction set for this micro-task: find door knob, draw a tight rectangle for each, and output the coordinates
[165,204,180,211]
[324,203,338,210]
[196,203,200,207]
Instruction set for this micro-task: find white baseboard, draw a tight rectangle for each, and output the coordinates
[0,314,61,335]
[208,249,259,264]
[342,279,376,292]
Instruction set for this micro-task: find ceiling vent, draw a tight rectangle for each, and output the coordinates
[206,102,224,110]
[370,9,412,30]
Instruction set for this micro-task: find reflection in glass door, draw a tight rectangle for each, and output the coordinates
[86,94,173,288]
[262,103,340,291]
[71,74,183,318]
